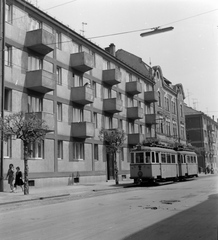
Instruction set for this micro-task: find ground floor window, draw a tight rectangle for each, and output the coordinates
[94,144,99,161]
[57,140,63,159]
[73,142,84,160]
[28,141,44,159]
[4,136,11,158]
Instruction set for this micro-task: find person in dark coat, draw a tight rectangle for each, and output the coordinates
[14,166,24,192]
[6,164,15,192]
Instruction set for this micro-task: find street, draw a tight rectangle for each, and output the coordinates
[0,174,217,240]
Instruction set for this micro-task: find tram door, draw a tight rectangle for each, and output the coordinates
[178,154,182,176]
[107,153,114,180]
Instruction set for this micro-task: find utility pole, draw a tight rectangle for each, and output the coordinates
[0,0,5,192]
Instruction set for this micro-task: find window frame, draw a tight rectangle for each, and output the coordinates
[4,88,12,111]
[5,45,12,67]
[28,140,44,159]
[94,144,99,161]
[73,142,84,161]
[57,140,63,160]
[57,102,63,122]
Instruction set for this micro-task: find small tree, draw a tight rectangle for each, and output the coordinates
[0,112,50,195]
[99,128,126,185]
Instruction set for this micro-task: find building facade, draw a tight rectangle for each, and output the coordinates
[185,105,218,171]
[0,0,158,187]
[116,50,187,147]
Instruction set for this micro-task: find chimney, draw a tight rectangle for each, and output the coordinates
[212,115,214,120]
[105,43,116,56]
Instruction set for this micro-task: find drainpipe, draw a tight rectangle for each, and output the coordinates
[0,0,5,192]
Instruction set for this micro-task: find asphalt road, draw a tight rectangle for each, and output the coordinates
[0,175,217,240]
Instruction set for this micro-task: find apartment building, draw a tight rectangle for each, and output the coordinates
[0,0,157,187]
[185,105,218,171]
[116,50,187,147]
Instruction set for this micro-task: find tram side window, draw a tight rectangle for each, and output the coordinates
[191,156,194,163]
[131,153,134,163]
[136,153,144,163]
[183,155,186,163]
[187,156,190,163]
[145,152,150,163]
[152,152,155,163]
[156,152,159,163]
[194,156,196,163]
[167,154,171,163]
[161,153,166,163]
[172,155,176,163]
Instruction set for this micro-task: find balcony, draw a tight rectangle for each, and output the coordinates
[71,122,94,138]
[126,81,142,95]
[103,98,123,113]
[128,133,144,146]
[71,86,94,105]
[25,112,54,131]
[26,29,55,55]
[26,70,55,93]
[144,91,158,103]
[102,68,121,85]
[145,114,156,125]
[70,52,94,72]
[127,107,143,120]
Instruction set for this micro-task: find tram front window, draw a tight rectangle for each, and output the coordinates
[145,152,150,163]
[136,153,144,163]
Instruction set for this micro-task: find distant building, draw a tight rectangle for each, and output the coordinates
[116,50,187,147]
[0,0,158,187]
[184,105,218,171]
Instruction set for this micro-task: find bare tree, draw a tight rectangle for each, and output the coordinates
[0,112,50,195]
[99,128,126,185]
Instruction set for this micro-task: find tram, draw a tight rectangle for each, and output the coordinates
[130,145,198,184]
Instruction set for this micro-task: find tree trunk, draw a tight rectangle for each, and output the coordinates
[114,152,119,185]
[23,142,29,195]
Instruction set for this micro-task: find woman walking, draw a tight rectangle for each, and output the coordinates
[14,166,24,192]
[6,164,15,192]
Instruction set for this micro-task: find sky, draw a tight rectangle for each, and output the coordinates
[33,0,218,119]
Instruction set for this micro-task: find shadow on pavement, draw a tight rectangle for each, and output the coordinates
[121,193,218,240]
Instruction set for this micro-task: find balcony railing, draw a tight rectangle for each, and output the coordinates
[26,29,55,55]
[145,114,156,125]
[71,122,95,138]
[126,81,142,95]
[70,52,94,72]
[102,68,121,85]
[128,133,144,145]
[144,91,158,103]
[127,107,143,120]
[103,98,123,113]
[71,86,94,105]
[26,70,55,93]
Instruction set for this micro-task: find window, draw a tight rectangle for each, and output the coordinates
[73,142,84,160]
[172,101,176,114]
[167,154,171,163]
[28,56,42,71]
[92,81,97,97]
[136,153,144,163]
[173,123,177,138]
[57,140,63,159]
[73,108,83,122]
[166,121,171,136]
[56,66,62,85]
[165,97,169,111]
[93,112,98,128]
[57,102,62,121]
[29,141,44,159]
[5,45,12,66]
[152,152,155,163]
[119,119,123,130]
[55,33,61,50]
[161,153,166,163]
[5,4,12,23]
[105,116,112,129]
[172,155,176,163]
[4,88,12,111]
[131,153,134,163]
[120,148,124,161]
[29,17,41,31]
[28,96,42,112]
[4,136,11,158]
[158,91,161,107]
[156,152,159,163]
[94,144,99,161]
[180,104,183,117]
[145,152,150,163]
[181,126,185,139]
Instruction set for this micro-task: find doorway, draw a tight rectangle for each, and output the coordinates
[107,153,114,180]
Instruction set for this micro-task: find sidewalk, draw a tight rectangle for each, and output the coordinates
[0,179,134,205]
[0,173,213,206]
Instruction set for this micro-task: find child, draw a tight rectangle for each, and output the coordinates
[14,166,24,192]
[6,164,15,192]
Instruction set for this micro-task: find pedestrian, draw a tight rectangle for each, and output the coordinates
[14,166,24,192]
[5,164,15,192]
